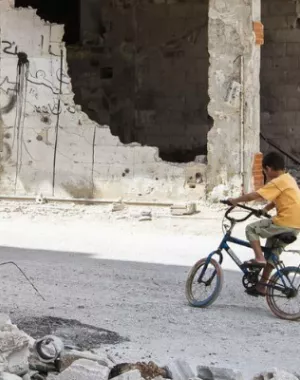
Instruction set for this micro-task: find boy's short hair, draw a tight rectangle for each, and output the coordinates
[262,151,285,171]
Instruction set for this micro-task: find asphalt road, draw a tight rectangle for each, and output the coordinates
[0,246,298,379]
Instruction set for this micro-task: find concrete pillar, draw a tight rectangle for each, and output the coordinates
[206,0,261,197]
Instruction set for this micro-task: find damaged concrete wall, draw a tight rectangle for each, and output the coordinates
[261,0,300,163]
[207,0,260,195]
[0,0,206,200]
[71,0,210,162]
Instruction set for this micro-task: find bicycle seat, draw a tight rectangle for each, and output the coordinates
[273,232,297,245]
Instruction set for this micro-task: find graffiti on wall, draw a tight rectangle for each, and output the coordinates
[0,38,76,193]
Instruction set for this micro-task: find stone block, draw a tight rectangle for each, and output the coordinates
[56,359,109,380]
[170,202,197,216]
[0,316,29,376]
[59,350,113,372]
[197,366,243,380]
[165,359,195,380]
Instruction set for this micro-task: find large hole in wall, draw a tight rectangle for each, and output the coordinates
[15,0,210,163]
[261,0,300,167]
[15,0,80,44]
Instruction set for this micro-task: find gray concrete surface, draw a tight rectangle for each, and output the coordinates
[0,246,298,379]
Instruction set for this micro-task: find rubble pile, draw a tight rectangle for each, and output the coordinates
[0,315,298,380]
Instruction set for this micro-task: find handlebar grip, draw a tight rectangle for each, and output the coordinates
[220,200,231,206]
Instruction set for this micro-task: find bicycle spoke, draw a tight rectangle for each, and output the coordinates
[267,268,300,319]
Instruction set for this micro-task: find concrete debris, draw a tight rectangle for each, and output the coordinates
[58,350,113,372]
[109,370,144,380]
[253,370,299,380]
[0,315,30,376]
[197,366,243,380]
[170,203,197,216]
[166,360,194,380]
[2,315,300,380]
[111,202,125,212]
[109,362,170,380]
[138,211,152,222]
[28,357,56,373]
[22,372,44,380]
[34,336,64,363]
[56,358,109,380]
[0,373,22,380]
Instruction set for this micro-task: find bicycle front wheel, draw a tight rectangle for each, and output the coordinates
[185,257,223,308]
[266,266,300,321]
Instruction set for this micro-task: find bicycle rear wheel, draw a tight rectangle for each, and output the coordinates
[266,266,300,321]
[185,257,223,307]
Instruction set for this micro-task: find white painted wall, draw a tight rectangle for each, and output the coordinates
[0,1,205,201]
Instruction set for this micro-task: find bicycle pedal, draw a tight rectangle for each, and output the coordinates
[241,263,264,271]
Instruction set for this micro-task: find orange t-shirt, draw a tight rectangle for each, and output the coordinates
[257,173,300,229]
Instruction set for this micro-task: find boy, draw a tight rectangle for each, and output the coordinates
[228,151,300,297]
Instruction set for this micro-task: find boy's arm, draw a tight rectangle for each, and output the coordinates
[263,202,275,212]
[228,192,263,206]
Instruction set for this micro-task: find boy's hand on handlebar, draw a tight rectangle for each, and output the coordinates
[254,209,271,218]
[227,198,238,207]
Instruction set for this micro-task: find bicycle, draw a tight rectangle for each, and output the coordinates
[185,201,300,320]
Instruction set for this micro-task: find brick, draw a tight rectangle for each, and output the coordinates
[286,97,300,111]
[263,16,288,30]
[286,42,300,56]
[284,70,300,83]
[269,1,296,16]
[269,112,296,126]
[261,2,269,16]
[272,29,300,43]
[169,4,193,18]
[260,68,286,82]
[272,57,298,70]
[262,42,286,57]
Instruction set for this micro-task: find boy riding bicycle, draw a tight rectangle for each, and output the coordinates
[228,151,300,297]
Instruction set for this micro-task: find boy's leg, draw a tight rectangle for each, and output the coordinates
[256,263,274,294]
[245,220,271,264]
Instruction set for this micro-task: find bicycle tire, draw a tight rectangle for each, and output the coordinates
[266,266,300,321]
[185,257,223,308]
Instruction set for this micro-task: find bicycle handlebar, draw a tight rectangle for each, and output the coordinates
[220,200,271,223]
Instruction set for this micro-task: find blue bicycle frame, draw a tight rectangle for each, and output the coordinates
[199,204,297,292]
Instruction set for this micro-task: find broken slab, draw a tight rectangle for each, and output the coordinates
[165,360,195,380]
[0,373,22,380]
[0,315,29,376]
[56,359,109,380]
[197,366,243,380]
[58,349,113,372]
[170,203,197,216]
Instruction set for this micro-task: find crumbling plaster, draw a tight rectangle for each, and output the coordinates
[0,0,260,201]
[0,0,206,201]
[207,0,260,195]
